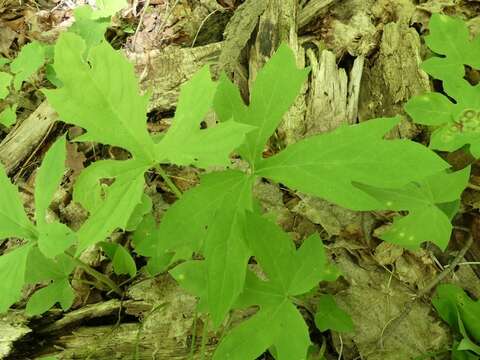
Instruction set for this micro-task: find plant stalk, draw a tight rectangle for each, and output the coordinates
[66,254,123,296]
[155,165,183,198]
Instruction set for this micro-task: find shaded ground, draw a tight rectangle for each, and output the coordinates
[1,0,480,359]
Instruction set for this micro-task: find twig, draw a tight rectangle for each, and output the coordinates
[132,0,151,50]
[191,9,220,47]
[379,231,474,344]
[468,182,480,191]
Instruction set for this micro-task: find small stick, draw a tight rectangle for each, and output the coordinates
[379,230,474,345]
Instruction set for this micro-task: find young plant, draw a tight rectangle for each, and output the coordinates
[405,14,480,157]
[134,42,465,358]
[433,284,480,359]
[43,32,252,259]
[0,136,76,314]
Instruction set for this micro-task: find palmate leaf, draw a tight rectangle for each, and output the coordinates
[172,213,339,359]
[43,32,156,161]
[214,43,309,165]
[25,247,76,316]
[10,41,46,91]
[355,167,469,250]
[26,279,74,316]
[139,170,254,326]
[406,15,480,157]
[256,117,449,211]
[35,136,66,226]
[0,137,77,313]
[422,14,480,81]
[406,79,480,157]
[155,66,254,168]
[45,33,252,256]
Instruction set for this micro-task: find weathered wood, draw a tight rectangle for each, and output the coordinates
[0,101,57,175]
[305,48,348,135]
[11,276,217,360]
[298,0,336,28]
[358,22,430,134]
[0,312,30,359]
[218,0,268,74]
[126,42,223,112]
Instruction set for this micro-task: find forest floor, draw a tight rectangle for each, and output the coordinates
[1,0,480,359]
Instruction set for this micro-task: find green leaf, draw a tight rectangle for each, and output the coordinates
[153,171,254,260]
[314,294,354,333]
[38,222,76,259]
[256,117,449,210]
[25,247,75,284]
[0,244,32,313]
[132,213,173,275]
[156,171,254,326]
[10,41,46,90]
[214,73,247,123]
[422,14,480,81]
[126,193,152,231]
[404,92,455,125]
[405,78,480,156]
[73,159,146,213]
[0,165,36,240]
[26,279,74,315]
[170,260,208,311]
[44,33,156,161]
[69,5,110,50]
[91,0,128,19]
[203,186,252,327]
[214,43,309,165]
[0,105,16,127]
[211,213,338,360]
[76,169,145,254]
[0,57,10,67]
[35,136,66,225]
[155,66,253,168]
[355,168,469,250]
[100,242,137,277]
[433,284,480,343]
[0,71,12,99]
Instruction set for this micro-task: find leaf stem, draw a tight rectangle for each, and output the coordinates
[65,254,123,296]
[200,317,209,360]
[155,165,183,198]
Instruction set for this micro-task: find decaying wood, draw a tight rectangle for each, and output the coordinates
[298,0,336,28]
[305,49,347,135]
[0,312,30,359]
[358,22,430,136]
[0,101,57,175]
[11,276,217,360]
[217,0,268,74]
[127,42,223,112]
